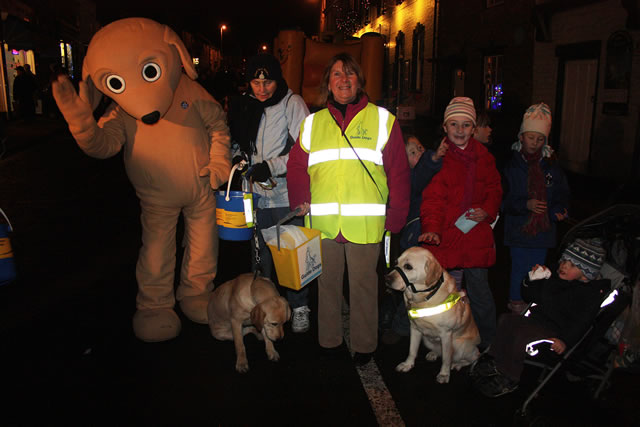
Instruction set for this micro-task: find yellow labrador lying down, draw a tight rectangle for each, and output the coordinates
[385,247,480,383]
[207,273,291,373]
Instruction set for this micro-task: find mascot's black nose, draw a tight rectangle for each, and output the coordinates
[141,111,161,124]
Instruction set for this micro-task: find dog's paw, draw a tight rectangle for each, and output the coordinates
[235,359,250,373]
[436,372,450,384]
[426,351,439,361]
[267,349,280,362]
[395,361,415,373]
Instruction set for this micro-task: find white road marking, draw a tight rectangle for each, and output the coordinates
[342,301,405,426]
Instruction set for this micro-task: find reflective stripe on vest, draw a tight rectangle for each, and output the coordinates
[300,103,395,243]
[310,203,386,217]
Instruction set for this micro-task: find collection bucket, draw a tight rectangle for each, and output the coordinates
[215,190,259,241]
[215,161,259,241]
[0,208,16,286]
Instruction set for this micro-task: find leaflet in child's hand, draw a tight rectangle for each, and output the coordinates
[455,209,478,234]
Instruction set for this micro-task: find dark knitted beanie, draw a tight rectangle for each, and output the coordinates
[560,238,606,280]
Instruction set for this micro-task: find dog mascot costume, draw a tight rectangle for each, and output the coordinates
[52,18,231,342]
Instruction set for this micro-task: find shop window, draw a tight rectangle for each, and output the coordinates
[59,42,74,78]
[411,23,425,93]
[603,31,632,115]
[484,55,503,111]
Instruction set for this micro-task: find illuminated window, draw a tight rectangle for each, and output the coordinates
[484,55,503,111]
[392,31,405,91]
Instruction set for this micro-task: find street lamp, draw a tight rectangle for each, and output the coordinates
[220,25,227,58]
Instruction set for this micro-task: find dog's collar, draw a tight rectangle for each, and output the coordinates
[408,292,461,318]
[392,266,445,301]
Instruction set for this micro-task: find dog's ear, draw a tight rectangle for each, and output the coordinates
[424,253,444,286]
[163,25,198,80]
[250,305,265,332]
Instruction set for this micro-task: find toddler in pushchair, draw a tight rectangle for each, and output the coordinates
[470,204,639,403]
[470,237,612,397]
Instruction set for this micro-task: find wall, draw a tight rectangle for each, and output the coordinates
[532,0,639,180]
[436,0,535,151]
[353,0,436,115]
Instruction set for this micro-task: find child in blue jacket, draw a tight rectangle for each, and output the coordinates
[502,103,570,314]
[380,134,446,344]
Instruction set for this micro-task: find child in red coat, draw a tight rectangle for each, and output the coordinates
[419,97,503,350]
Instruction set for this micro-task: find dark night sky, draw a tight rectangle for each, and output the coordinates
[96,0,322,58]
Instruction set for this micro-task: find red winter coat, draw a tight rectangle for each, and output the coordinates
[420,138,502,269]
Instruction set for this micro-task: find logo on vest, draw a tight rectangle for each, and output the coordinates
[350,123,372,141]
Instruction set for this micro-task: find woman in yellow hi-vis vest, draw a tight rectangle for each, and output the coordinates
[287,53,410,365]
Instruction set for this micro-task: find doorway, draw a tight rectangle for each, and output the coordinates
[554,41,600,175]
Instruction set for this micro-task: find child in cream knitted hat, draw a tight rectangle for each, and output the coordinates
[502,102,570,314]
[512,102,553,157]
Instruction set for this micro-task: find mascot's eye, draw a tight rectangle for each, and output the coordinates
[404,264,413,270]
[142,62,161,82]
[105,75,125,94]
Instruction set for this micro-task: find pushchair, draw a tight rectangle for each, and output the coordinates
[515,204,640,421]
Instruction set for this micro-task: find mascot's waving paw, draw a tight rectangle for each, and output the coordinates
[52,75,94,124]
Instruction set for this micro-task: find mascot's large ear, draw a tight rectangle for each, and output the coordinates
[81,63,103,112]
[163,25,198,80]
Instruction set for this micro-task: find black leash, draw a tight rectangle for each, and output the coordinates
[391,266,445,301]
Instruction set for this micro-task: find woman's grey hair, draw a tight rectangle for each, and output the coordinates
[320,52,367,104]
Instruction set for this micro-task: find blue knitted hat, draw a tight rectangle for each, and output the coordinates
[560,238,606,280]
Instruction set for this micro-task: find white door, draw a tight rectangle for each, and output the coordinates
[558,59,598,174]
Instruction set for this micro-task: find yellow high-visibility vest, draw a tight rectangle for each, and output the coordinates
[299,103,395,243]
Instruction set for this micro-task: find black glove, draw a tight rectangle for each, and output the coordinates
[247,161,271,182]
[233,154,248,165]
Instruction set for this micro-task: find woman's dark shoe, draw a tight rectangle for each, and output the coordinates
[353,352,374,366]
[319,343,349,361]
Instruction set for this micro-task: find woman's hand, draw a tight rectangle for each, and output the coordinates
[418,232,440,245]
[467,208,488,222]
[549,338,566,354]
[527,199,547,214]
[294,203,310,216]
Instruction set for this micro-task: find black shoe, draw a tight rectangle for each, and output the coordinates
[469,353,499,378]
[353,352,373,366]
[474,373,519,398]
[319,343,349,361]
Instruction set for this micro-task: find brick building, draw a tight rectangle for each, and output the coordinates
[331,0,639,181]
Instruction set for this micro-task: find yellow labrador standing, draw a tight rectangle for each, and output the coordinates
[385,246,480,383]
[207,273,291,373]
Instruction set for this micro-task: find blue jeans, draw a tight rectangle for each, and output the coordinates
[450,267,496,350]
[252,206,309,309]
[509,247,548,301]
